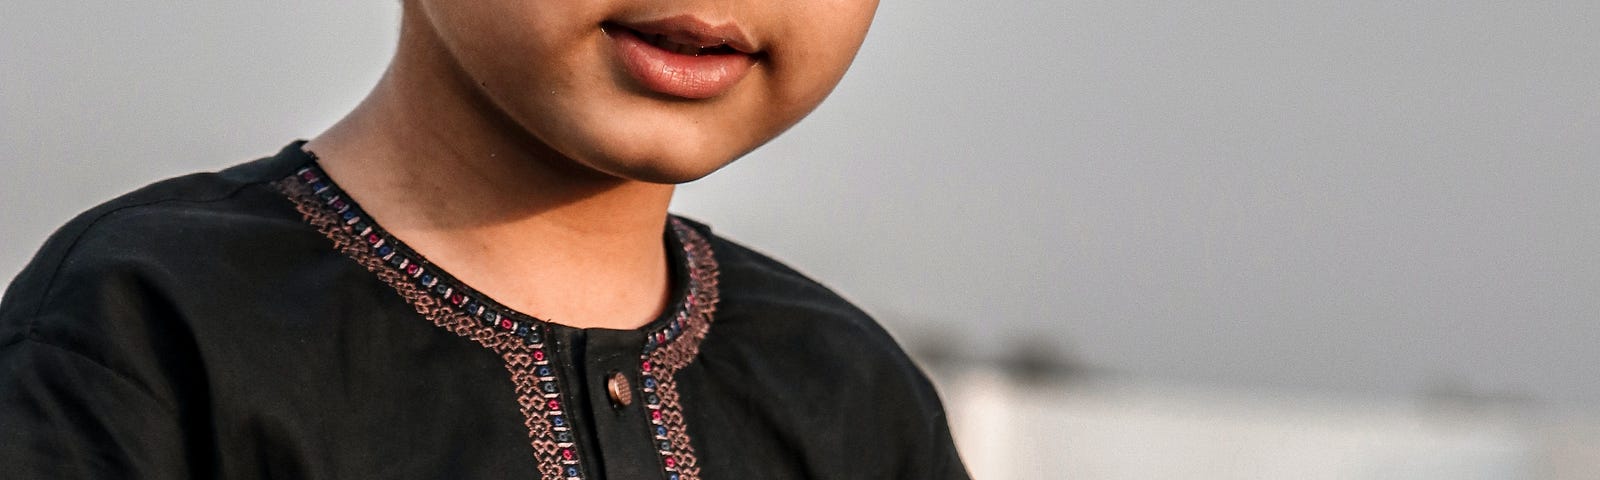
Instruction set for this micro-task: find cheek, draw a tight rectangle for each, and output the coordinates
[761,0,880,116]
[425,1,609,101]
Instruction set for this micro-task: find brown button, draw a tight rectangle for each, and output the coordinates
[606,372,633,407]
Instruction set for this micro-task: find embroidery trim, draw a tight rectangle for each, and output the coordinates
[640,220,719,480]
[275,161,716,480]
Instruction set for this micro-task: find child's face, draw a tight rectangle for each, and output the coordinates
[414,0,880,183]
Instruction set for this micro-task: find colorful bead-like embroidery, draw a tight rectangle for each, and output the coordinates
[276,160,718,480]
[279,165,584,479]
[638,220,719,480]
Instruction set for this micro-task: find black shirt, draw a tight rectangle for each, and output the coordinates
[0,142,969,480]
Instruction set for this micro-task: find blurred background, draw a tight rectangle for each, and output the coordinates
[3,1,1597,478]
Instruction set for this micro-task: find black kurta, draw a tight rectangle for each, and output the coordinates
[0,142,969,479]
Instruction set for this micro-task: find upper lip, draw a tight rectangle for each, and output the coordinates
[605,15,760,55]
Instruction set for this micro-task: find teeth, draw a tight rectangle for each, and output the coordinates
[644,32,724,56]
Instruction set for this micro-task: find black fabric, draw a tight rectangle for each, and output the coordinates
[0,143,969,479]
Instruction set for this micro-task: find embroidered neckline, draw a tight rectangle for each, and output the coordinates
[282,161,704,353]
[274,156,717,480]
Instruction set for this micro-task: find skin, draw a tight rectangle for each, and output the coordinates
[305,0,879,329]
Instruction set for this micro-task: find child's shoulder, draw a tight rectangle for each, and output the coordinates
[1,144,314,333]
[692,222,883,337]
[687,219,932,383]
[684,223,958,466]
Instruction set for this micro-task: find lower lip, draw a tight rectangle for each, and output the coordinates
[609,28,756,100]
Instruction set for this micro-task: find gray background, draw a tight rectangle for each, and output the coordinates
[4,2,1597,408]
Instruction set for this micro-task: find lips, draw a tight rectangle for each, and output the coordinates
[604,16,761,100]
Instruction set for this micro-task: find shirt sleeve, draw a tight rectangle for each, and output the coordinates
[922,410,972,480]
[889,380,971,480]
[0,336,192,479]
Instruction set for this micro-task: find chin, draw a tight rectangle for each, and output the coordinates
[537,111,774,184]
[567,137,745,185]
[593,158,725,185]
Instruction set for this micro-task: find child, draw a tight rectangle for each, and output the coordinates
[0,1,968,479]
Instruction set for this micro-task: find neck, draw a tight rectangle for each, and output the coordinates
[304,9,676,330]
